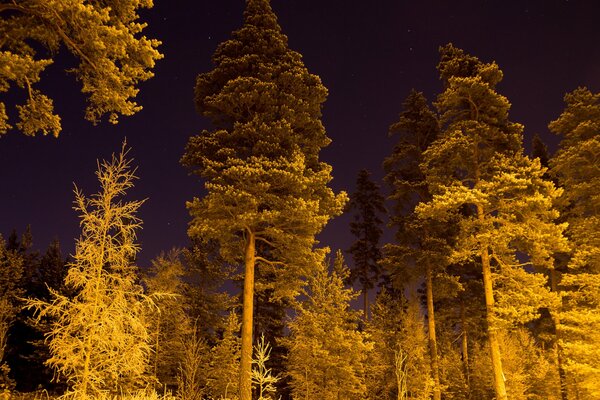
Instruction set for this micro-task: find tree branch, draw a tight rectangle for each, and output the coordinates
[255,256,286,267]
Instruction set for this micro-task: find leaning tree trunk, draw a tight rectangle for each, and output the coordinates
[240,230,256,400]
[426,263,441,400]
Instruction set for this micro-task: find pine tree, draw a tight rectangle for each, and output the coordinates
[347,169,385,320]
[416,44,568,400]
[286,251,371,400]
[0,0,162,136]
[181,1,346,398]
[549,87,600,398]
[25,146,159,398]
[382,89,445,399]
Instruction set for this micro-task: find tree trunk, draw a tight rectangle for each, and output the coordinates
[363,284,369,320]
[460,299,471,394]
[239,230,256,400]
[550,268,569,400]
[426,264,441,400]
[478,211,507,400]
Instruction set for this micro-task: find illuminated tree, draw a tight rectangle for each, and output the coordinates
[365,290,433,400]
[0,0,162,136]
[25,146,159,398]
[286,251,371,400]
[549,87,600,398]
[347,169,385,319]
[416,44,568,400]
[182,1,346,398]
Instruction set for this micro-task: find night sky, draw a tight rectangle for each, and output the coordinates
[2,0,600,267]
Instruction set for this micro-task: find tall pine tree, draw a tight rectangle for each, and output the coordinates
[181,1,346,398]
[417,44,568,400]
[549,87,600,398]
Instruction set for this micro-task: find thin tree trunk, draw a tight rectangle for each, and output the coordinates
[477,206,507,400]
[239,230,256,400]
[426,264,441,400]
[460,299,471,394]
[363,284,369,320]
[550,268,569,400]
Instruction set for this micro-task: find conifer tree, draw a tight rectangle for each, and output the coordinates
[416,44,568,400]
[286,251,371,400]
[144,250,191,390]
[0,0,162,136]
[549,87,600,398]
[182,1,346,398]
[382,89,444,399]
[0,235,23,390]
[347,169,385,320]
[206,312,241,399]
[25,146,159,398]
[17,239,69,392]
[366,289,433,400]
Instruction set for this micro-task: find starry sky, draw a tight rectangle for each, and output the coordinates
[1,0,600,266]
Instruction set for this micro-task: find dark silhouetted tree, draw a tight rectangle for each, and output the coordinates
[347,169,385,320]
[382,89,445,400]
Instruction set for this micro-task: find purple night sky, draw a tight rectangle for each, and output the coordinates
[1,0,599,267]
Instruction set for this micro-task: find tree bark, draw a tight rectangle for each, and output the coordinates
[363,284,369,321]
[477,204,507,400]
[239,230,256,400]
[460,299,471,394]
[426,264,442,400]
[551,268,569,400]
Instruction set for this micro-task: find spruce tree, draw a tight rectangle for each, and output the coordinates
[416,44,568,400]
[382,89,444,400]
[347,169,385,320]
[144,250,192,390]
[182,1,346,398]
[549,87,600,397]
[286,251,371,400]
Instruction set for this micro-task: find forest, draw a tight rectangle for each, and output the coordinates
[0,0,599,399]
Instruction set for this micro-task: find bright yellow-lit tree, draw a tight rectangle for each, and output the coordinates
[25,146,159,398]
[416,44,568,400]
[550,87,600,398]
[0,0,162,136]
[286,251,371,400]
[182,1,346,398]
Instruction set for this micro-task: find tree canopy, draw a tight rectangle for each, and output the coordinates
[0,0,162,137]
